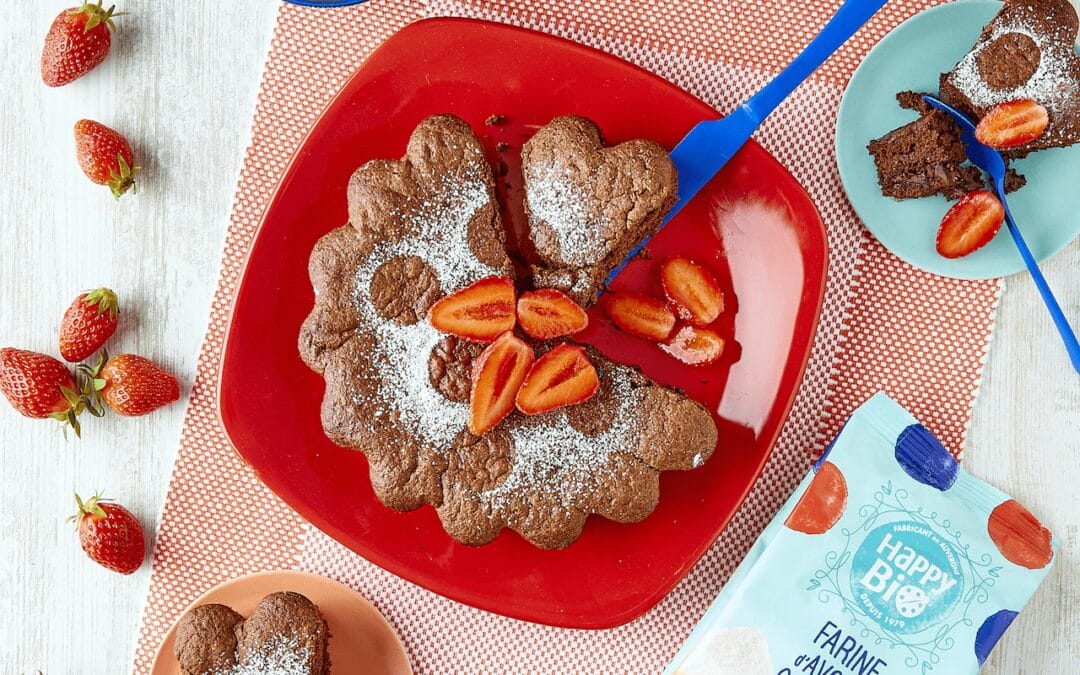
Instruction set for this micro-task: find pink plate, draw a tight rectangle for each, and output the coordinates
[219,18,827,628]
[151,571,411,674]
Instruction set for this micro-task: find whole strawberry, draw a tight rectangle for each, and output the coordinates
[85,353,180,416]
[0,348,85,435]
[70,493,144,574]
[41,1,123,88]
[59,287,119,363]
[74,119,140,199]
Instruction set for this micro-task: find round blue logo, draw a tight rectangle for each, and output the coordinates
[849,521,964,634]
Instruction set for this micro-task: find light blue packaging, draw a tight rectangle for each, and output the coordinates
[666,393,1057,675]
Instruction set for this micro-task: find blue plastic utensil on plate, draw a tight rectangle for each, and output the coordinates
[923,95,1080,374]
[605,0,890,282]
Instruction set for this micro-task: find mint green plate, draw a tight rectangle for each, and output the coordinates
[836,0,1080,280]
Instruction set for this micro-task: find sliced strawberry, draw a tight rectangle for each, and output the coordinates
[660,257,725,325]
[936,190,1005,259]
[975,99,1049,149]
[517,289,588,340]
[428,276,516,343]
[661,324,726,367]
[469,332,534,435]
[603,292,676,341]
[516,344,600,415]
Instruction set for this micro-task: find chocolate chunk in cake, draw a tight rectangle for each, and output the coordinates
[940,0,1080,157]
[174,592,329,675]
[521,115,678,307]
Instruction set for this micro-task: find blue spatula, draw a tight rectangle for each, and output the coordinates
[923,95,1080,373]
[606,0,890,283]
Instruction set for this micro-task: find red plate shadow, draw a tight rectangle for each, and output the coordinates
[219,18,827,629]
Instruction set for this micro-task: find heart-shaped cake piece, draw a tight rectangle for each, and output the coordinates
[521,115,678,306]
[174,591,329,675]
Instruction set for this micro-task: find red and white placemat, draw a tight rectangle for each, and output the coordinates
[132,1,1001,672]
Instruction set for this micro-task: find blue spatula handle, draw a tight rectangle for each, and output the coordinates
[742,0,890,124]
[995,183,1080,373]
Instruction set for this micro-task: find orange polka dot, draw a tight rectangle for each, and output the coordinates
[785,462,848,535]
[988,499,1053,569]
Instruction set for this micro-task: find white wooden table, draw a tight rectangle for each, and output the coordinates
[0,2,1076,673]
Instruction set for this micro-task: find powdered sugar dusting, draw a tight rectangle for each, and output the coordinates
[481,372,643,508]
[213,636,311,675]
[525,167,607,266]
[353,171,496,448]
[948,20,1077,133]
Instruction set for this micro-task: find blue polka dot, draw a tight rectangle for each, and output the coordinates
[895,424,958,491]
[975,609,1018,665]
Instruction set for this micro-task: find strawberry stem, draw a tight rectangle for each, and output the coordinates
[83,287,119,319]
[107,154,140,200]
[68,492,108,524]
[70,0,125,32]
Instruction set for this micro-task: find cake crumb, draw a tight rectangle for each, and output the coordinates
[485,114,506,126]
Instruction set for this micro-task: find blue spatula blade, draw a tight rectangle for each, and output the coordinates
[603,0,890,285]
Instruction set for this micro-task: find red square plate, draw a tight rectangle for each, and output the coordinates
[219,18,827,629]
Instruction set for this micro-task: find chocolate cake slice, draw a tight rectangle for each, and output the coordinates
[175,592,330,675]
[940,0,1080,157]
[868,92,1026,200]
[299,114,717,550]
[521,115,678,307]
[868,92,986,200]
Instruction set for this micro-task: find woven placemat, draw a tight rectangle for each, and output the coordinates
[133,1,1000,672]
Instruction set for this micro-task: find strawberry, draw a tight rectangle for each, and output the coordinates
[603,292,676,341]
[41,1,123,87]
[516,344,599,415]
[0,348,86,435]
[59,287,119,363]
[975,99,1049,149]
[83,352,180,416]
[660,324,726,367]
[469,332,534,435]
[74,119,140,199]
[517,289,588,340]
[660,257,725,325]
[428,276,516,343]
[936,190,1005,259]
[69,493,144,574]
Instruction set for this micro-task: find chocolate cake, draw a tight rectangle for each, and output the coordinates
[868,0,1078,200]
[174,592,329,675]
[299,114,717,550]
[868,92,1026,199]
[940,0,1080,157]
[522,115,679,307]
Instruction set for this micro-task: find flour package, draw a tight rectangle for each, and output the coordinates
[667,393,1057,675]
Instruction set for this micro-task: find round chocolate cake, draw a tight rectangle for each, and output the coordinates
[299,114,717,550]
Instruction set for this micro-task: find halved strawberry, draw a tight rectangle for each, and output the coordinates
[516,344,599,415]
[517,289,588,340]
[660,257,724,325]
[975,99,1049,149]
[469,332,534,435]
[428,276,516,342]
[603,292,676,341]
[660,324,726,367]
[936,190,1005,259]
